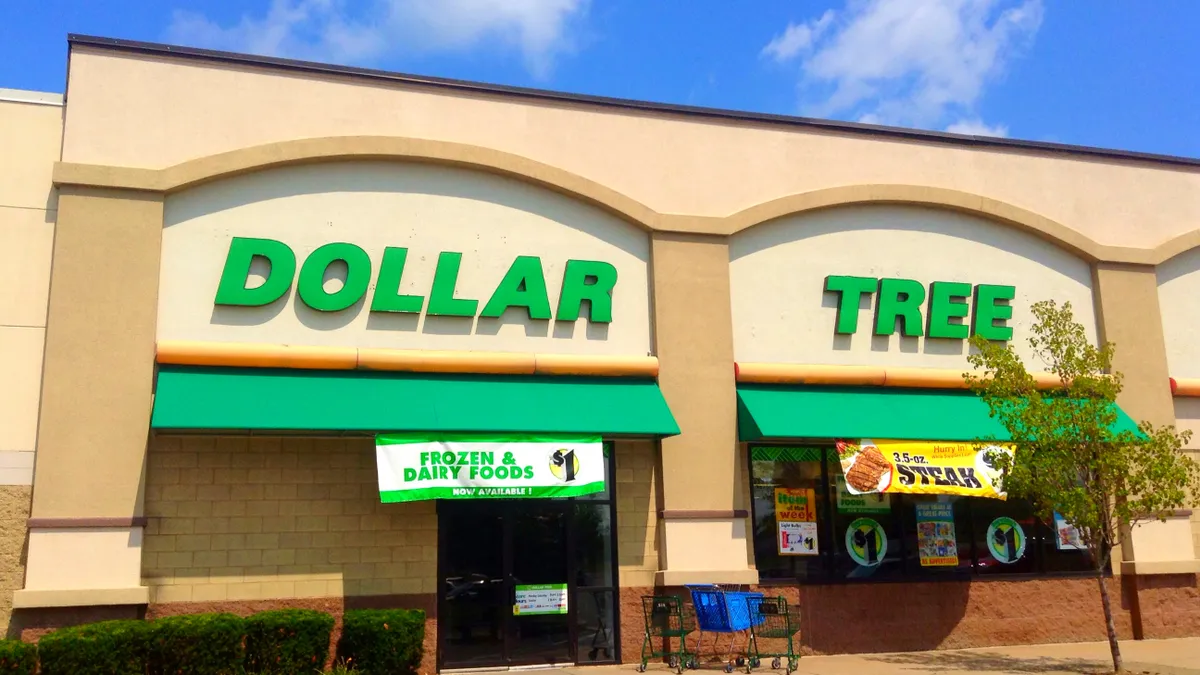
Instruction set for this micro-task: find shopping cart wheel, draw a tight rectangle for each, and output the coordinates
[771,658,781,670]
[787,659,799,673]
[687,658,699,670]
[636,664,646,673]
[736,657,746,667]
[669,656,679,669]
[724,663,734,673]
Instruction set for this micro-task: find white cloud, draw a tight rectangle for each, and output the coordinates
[761,10,835,63]
[765,0,1043,131]
[946,118,1009,137]
[165,0,590,78]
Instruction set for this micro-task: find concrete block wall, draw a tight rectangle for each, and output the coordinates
[143,436,437,603]
[614,440,659,587]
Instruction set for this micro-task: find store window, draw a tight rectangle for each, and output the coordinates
[750,447,829,582]
[748,444,1108,583]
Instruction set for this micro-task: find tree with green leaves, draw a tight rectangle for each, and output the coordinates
[964,299,1200,673]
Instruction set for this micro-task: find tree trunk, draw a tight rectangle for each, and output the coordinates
[1097,565,1123,672]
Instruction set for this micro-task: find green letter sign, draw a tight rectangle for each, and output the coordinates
[427,252,480,317]
[556,260,618,323]
[972,284,1016,341]
[297,242,373,312]
[874,278,927,337]
[824,275,1015,342]
[370,247,425,314]
[214,237,297,307]
[824,275,877,335]
[213,239,620,326]
[926,281,973,339]
[481,256,553,320]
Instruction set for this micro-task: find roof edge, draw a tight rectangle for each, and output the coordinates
[66,33,1200,170]
[0,87,63,106]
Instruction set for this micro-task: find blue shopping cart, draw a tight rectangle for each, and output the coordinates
[685,584,765,673]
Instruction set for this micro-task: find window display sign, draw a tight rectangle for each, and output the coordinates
[986,517,1027,563]
[836,439,1011,500]
[375,434,605,502]
[915,503,959,567]
[845,518,887,567]
[778,521,819,556]
[514,584,568,616]
[775,488,818,556]
[774,488,816,522]
[835,476,891,513]
[1053,512,1085,551]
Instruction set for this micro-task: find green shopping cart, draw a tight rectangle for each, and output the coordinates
[637,595,695,673]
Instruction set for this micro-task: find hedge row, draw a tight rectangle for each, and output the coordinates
[1,608,422,675]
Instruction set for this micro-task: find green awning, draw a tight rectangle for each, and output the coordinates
[737,384,1141,442]
[152,365,680,436]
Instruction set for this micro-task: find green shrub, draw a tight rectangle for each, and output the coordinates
[37,619,151,675]
[0,639,36,675]
[244,609,335,675]
[336,609,425,675]
[147,612,246,675]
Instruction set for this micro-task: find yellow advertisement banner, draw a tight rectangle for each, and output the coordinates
[835,439,1012,500]
[774,487,816,522]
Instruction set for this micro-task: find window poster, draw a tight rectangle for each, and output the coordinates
[845,518,886,567]
[986,517,1027,564]
[775,488,818,556]
[1053,511,1085,551]
[915,502,959,567]
[835,476,891,513]
[778,521,819,556]
[513,584,568,615]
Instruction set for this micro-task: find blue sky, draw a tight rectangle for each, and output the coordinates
[2,1,1197,158]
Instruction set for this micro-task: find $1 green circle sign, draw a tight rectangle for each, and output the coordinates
[845,518,886,567]
[986,517,1026,564]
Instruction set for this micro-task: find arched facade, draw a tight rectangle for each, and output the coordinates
[4,35,1200,664]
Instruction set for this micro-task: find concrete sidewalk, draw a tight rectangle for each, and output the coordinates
[784,638,1200,675]
[554,638,1200,675]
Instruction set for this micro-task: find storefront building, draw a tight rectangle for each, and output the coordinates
[2,34,1200,670]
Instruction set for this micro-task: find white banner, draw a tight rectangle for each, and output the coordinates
[375,434,605,502]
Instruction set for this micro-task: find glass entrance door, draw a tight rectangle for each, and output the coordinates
[439,500,574,669]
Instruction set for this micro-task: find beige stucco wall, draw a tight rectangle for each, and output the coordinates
[1153,254,1200,559]
[0,91,61,633]
[61,48,1200,252]
[1156,249,1200,380]
[159,162,652,356]
[143,436,437,603]
[0,93,60,484]
[729,205,1097,368]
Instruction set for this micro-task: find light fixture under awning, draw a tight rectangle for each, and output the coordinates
[151,365,680,436]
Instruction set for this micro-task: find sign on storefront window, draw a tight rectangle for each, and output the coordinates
[836,439,1012,500]
[375,434,605,502]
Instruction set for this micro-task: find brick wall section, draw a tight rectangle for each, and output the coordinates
[0,486,30,637]
[143,436,437,602]
[615,439,658,588]
[625,577,1141,662]
[1136,573,1200,638]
